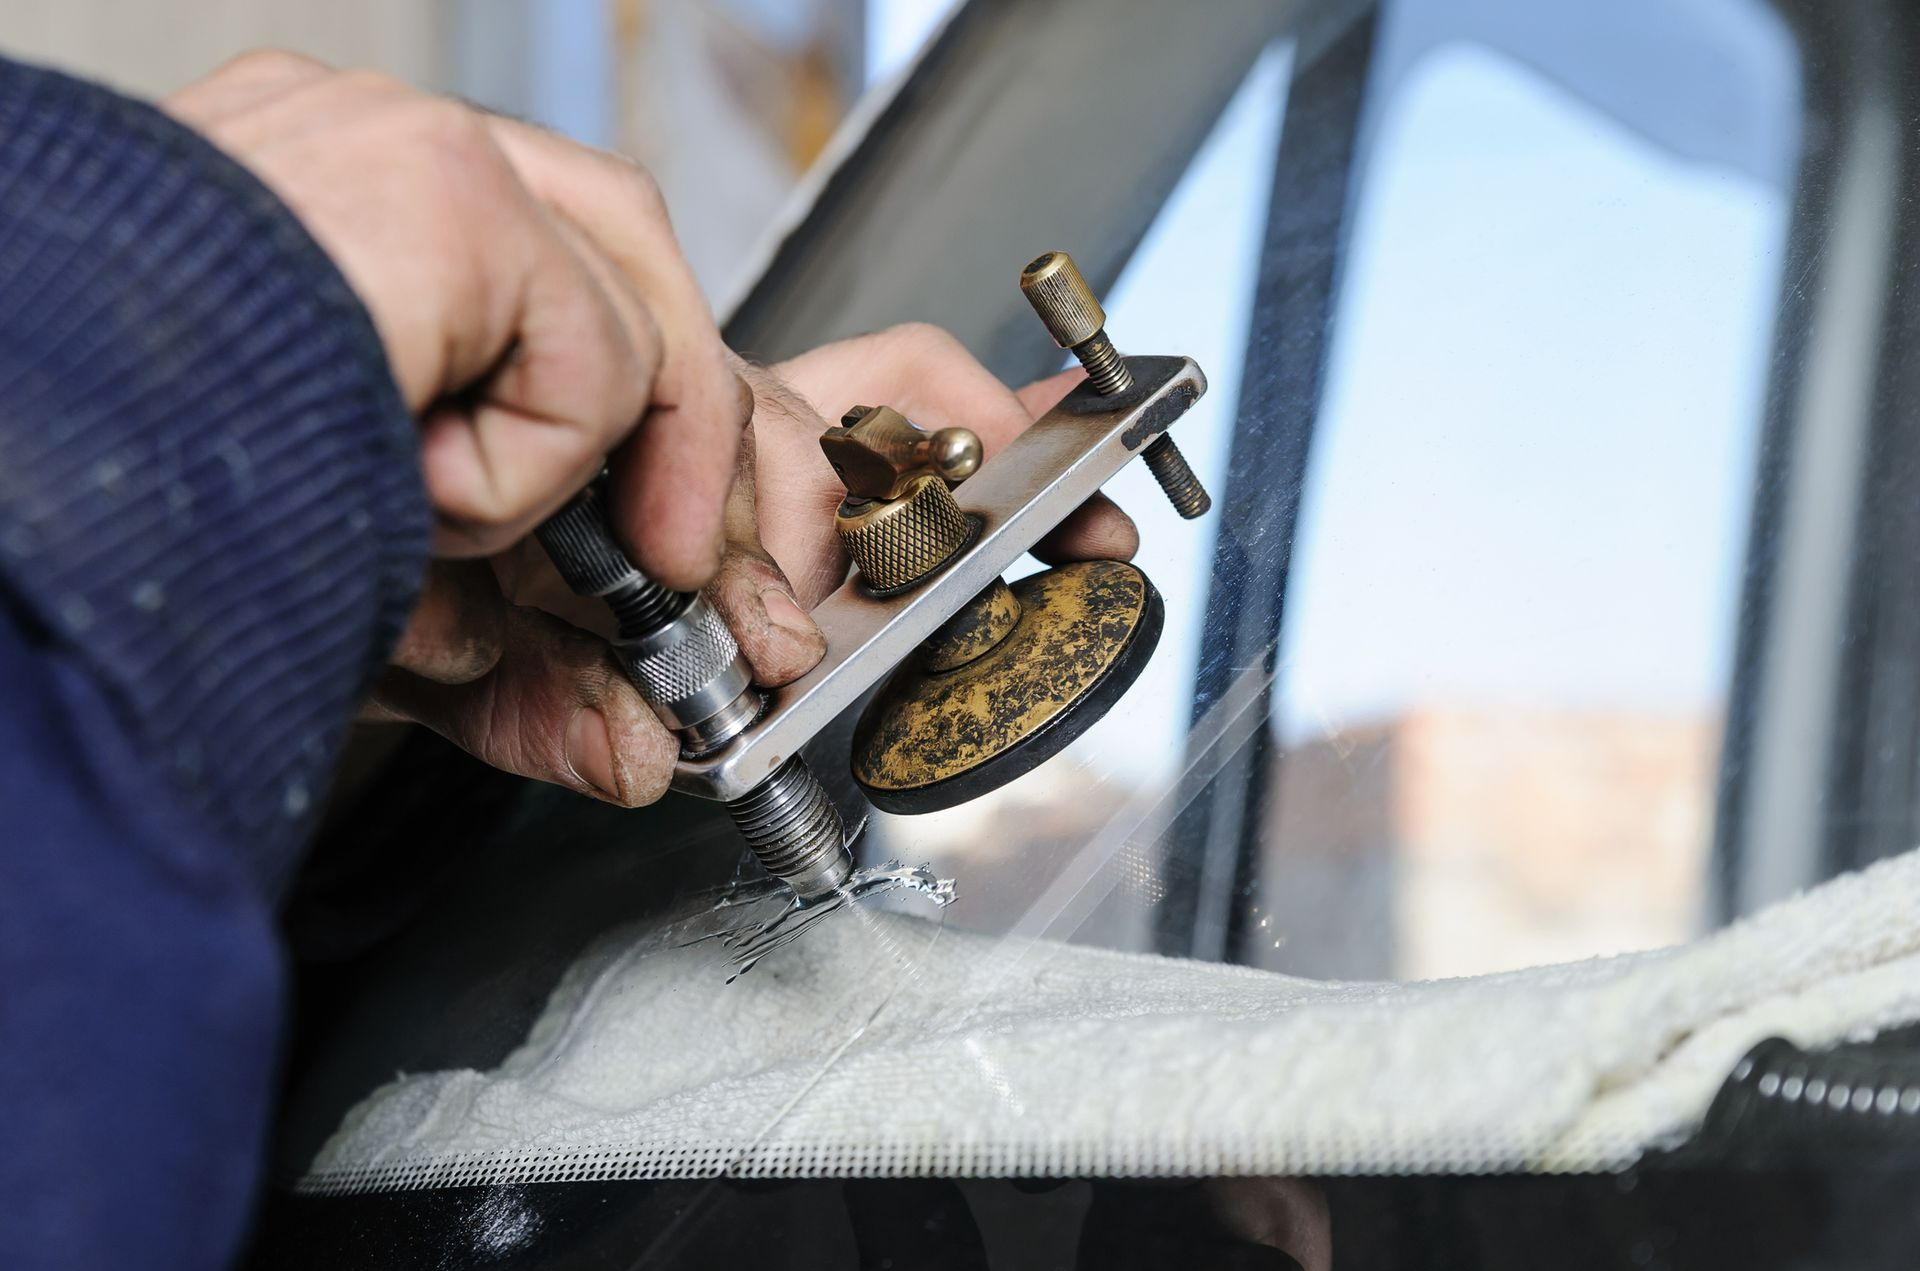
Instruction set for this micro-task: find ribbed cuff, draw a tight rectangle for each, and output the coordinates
[0,60,429,890]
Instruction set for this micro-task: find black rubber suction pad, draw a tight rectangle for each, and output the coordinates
[850,559,1165,815]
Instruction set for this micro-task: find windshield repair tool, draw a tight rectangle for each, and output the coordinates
[539,251,1207,896]
[536,494,856,900]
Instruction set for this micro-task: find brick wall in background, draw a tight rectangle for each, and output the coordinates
[1255,707,1717,981]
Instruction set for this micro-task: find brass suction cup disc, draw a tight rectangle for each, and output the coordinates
[851,559,1164,814]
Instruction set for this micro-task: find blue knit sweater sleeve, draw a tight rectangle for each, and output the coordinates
[0,58,429,1266]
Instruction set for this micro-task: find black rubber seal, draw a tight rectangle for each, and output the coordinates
[853,571,1166,815]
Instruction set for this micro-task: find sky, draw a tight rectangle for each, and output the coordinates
[1277,41,1786,739]
[865,0,958,83]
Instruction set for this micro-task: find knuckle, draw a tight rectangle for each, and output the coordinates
[616,301,664,396]
[446,631,504,682]
[722,549,783,593]
[437,519,516,557]
[403,94,494,157]
[884,321,965,363]
[222,46,330,81]
[581,381,649,461]
[572,643,627,691]
[435,595,506,675]
[330,67,414,103]
[703,565,758,631]
[609,156,669,219]
[386,100,517,246]
[729,366,759,428]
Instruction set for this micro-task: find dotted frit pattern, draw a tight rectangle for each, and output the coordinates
[296,1123,1637,1195]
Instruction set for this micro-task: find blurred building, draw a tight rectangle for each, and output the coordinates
[607,0,866,302]
[1252,707,1716,981]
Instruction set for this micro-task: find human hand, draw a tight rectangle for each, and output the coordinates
[464,321,1143,788]
[165,51,775,805]
[366,322,1141,807]
[166,51,742,574]
[171,59,1132,809]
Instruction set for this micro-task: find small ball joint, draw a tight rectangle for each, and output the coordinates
[820,405,982,594]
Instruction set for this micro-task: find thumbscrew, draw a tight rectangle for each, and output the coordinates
[1018,251,1211,519]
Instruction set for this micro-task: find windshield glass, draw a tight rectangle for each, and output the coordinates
[861,1,1795,982]
[241,0,1920,1263]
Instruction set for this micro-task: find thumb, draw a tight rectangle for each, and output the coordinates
[371,604,679,806]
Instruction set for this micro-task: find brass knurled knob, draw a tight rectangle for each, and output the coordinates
[1019,251,1106,349]
[836,473,972,593]
[823,405,980,592]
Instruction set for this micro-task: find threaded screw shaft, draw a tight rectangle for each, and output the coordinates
[604,576,690,633]
[1020,250,1213,522]
[540,486,853,902]
[1075,331,1133,397]
[1068,331,1211,521]
[727,756,855,899]
[1140,435,1212,519]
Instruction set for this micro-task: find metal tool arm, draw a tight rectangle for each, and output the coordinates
[673,353,1207,802]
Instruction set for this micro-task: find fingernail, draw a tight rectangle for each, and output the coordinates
[566,706,619,799]
[761,588,820,640]
[733,371,756,425]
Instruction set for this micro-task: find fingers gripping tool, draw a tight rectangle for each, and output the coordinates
[536,253,1209,901]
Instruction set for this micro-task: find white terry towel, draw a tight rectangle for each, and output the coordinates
[301,849,1920,1193]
